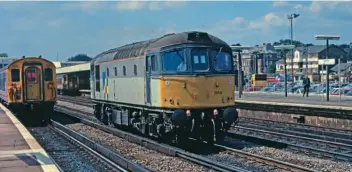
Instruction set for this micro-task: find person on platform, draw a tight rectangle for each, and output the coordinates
[302,75,310,97]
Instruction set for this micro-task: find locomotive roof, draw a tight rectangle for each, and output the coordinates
[92,31,231,63]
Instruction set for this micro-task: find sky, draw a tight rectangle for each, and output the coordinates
[1,1,352,61]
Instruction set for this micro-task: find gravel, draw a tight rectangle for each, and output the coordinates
[29,126,117,172]
[66,123,213,172]
[57,100,94,114]
[243,146,352,172]
[58,98,352,172]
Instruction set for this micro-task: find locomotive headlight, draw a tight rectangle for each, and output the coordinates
[213,109,218,116]
[186,110,191,117]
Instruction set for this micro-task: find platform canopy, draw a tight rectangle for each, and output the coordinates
[56,62,90,74]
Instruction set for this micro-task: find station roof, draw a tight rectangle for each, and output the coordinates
[53,61,88,68]
[56,62,90,74]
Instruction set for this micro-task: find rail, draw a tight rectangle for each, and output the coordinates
[50,120,149,172]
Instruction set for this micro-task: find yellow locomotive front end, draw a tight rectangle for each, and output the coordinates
[149,43,238,144]
[159,75,235,108]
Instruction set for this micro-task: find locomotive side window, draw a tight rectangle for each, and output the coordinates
[123,66,126,76]
[134,65,137,76]
[44,68,53,81]
[151,55,160,72]
[11,69,20,82]
[114,67,117,76]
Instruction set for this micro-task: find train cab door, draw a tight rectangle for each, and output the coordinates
[24,66,42,101]
[145,54,152,105]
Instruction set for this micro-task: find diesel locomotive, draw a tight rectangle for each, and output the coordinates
[0,56,57,123]
[90,31,238,144]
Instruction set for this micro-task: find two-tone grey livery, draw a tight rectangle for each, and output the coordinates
[90,31,238,144]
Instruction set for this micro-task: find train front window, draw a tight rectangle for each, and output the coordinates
[27,69,36,82]
[44,68,53,81]
[11,69,20,82]
[162,49,187,72]
[212,50,233,72]
[191,48,209,71]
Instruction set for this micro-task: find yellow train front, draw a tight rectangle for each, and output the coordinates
[250,73,268,90]
[0,56,57,123]
[91,31,238,144]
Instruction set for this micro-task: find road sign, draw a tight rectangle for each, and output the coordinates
[318,58,335,65]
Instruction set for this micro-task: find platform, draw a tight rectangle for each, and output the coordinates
[0,103,60,172]
[236,92,352,110]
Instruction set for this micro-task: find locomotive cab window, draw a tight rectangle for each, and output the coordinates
[44,68,53,81]
[162,49,186,72]
[212,50,233,72]
[191,48,209,71]
[11,69,20,82]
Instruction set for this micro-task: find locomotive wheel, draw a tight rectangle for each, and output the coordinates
[99,104,105,123]
[103,106,111,126]
[94,104,101,119]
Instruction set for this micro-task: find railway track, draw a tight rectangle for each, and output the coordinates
[230,125,352,162]
[57,95,93,106]
[239,117,352,141]
[54,104,317,172]
[49,118,148,172]
[54,106,248,172]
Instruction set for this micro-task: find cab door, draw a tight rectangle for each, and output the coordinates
[24,67,42,101]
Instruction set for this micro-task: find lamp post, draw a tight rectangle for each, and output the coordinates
[303,45,308,75]
[314,35,340,101]
[274,45,295,97]
[287,13,300,92]
[231,46,251,98]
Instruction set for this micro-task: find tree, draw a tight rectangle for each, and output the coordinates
[231,43,241,46]
[272,39,306,47]
[0,53,8,57]
[67,54,92,61]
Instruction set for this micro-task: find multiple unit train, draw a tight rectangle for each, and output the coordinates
[0,56,57,123]
[56,62,90,96]
[89,31,239,144]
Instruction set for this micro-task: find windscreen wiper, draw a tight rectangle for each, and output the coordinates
[214,47,223,61]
